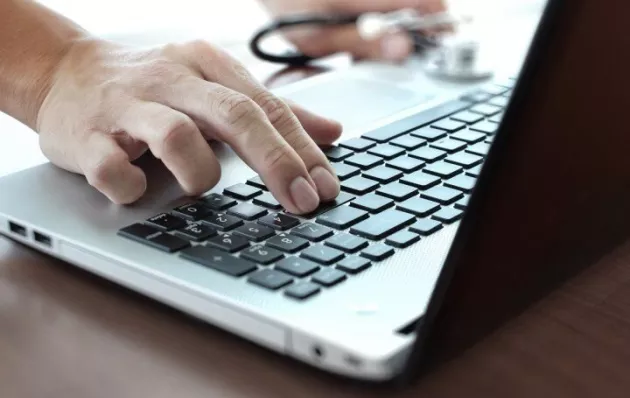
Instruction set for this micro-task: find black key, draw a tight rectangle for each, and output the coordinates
[461,91,492,103]
[409,147,446,162]
[258,213,300,231]
[118,223,161,240]
[421,186,463,205]
[332,162,360,181]
[174,222,217,242]
[376,182,417,201]
[410,218,443,235]
[431,139,466,154]
[292,192,356,219]
[311,268,347,287]
[341,176,380,195]
[466,165,483,177]
[118,224,190,253]
[350,193,394,213]
[455,195,470,210]
[276,257,320,277]
[470,103,502,117]
[423,161,463,179]
[202,212,243,231]
[488,113,504,123]
[489,96,509,107]
[180,246,257,276]
[284,282,321,300]
[323,146,354,161]
[240,244,284,265]
[200,193,237,211]
[451,111,484,124]
[172,203,212,221]
[325,233,369,253]
[336,256,371,274]
[397,197,440,217]
[146,213,186,231]
[387,156,425,173]
[227,202,268,221]
[466,142,491,157]
[266,233,309,253]
[361,99,469,143]
[432,207,464,223]
[410,127,447,142]
[362,166,403,184]
[445,174,477,193]
[340,138,376,152]
[386,231,420,248]
[292,222,334,241]
[350,209,415,240]
[253,192,283,210]
[224,183,262,200]
[301,244,345,265]
[206,233,250,253]
[367,144,406,160]
[390,135,426,150]
[345,153,384,169]
[400,171,441,189]
[248,269,293,290]
[470,120,499,134]
[247,175,267,190]
[450,130,486,144]
[317,206,369,230]
[431,119,466,132]
[361,243,395,261]
[233,223,275,242]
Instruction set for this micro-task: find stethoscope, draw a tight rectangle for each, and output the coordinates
[249,9,494,82]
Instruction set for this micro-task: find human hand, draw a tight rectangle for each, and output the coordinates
[36,38,342,214]
[262,0,447,62]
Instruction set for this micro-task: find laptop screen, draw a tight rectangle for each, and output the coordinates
[403,0,630,378]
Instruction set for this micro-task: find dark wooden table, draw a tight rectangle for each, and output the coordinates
[3,33,630,398]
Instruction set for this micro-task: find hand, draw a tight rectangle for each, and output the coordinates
[36,38,342,214]
[263,0,447,62]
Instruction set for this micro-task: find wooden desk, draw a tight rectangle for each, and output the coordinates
[4,2,630,397]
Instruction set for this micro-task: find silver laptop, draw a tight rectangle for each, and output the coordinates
[0,6,541,383]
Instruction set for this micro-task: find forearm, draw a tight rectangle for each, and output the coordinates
[0,0,86,130]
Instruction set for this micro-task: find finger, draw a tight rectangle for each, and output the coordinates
[285,99,342,145]
[152,80,320,214]
[76,133,147,205]
[181,45,341,201]
[116,101,221,196]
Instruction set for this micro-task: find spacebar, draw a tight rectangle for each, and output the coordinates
[180,246,257,276]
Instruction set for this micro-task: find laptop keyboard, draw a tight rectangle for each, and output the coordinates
[117,79,514,301]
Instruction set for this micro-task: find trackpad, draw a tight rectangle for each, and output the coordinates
[283,78,435,131]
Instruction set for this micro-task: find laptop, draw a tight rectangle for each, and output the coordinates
[0,0,625,384]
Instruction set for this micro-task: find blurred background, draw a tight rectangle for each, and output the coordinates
[0,0,547,177]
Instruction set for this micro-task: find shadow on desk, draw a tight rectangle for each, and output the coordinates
[2,231,630,398]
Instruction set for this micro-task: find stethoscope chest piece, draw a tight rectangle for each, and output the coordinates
[423,33,494,82]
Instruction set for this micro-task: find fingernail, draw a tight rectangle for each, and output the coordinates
[381,34,412,61]
[290,176,320,213]
[310,166,340,201]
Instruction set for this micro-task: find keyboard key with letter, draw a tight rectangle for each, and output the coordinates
[206,233,250,253]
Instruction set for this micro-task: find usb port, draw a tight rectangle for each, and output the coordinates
[33,231,52,247]
[8,221,27,237]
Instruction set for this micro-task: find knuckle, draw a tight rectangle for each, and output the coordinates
[159,116,197,154]
[263,142,293,172]
[252,91,291,126]
[283,125,313,152]
[217,91,262,127]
